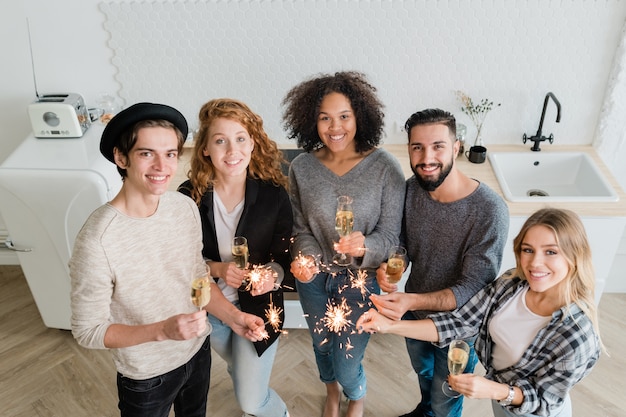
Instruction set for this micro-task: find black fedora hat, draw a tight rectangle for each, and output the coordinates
[100,102,188,163]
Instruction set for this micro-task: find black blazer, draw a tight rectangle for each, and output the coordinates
[179,178,294,355]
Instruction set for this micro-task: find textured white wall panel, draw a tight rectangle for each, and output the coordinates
[100,0,626,146]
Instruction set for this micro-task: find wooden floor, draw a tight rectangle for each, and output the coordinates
[0,264,624,417]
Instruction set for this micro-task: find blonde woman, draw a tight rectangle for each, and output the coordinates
[358,208,603,417]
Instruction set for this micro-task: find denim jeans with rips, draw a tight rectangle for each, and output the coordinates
[208,305,288,417]
[296,269,379,401]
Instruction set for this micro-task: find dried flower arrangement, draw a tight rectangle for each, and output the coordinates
[455,91,501,146]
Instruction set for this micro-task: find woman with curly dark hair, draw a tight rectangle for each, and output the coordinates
[282,71,405,417]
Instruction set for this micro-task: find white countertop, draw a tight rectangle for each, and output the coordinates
[174,142,626,218]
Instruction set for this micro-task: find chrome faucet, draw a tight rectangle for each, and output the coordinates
[523,92,561,151]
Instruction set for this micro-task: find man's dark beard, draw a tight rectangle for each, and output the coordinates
[411,160,453,192]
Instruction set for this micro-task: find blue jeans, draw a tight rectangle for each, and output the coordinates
[404,316,478,417]
[116,336,211,417]
[296,270,379,401]
[209,305,287,417]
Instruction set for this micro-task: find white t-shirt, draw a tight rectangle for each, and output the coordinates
[213,192,244,303]
[489,286,552,370]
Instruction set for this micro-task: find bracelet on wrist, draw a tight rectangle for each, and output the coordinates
[498,385,515,406]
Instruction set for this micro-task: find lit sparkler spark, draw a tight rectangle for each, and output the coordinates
[294,253,317,270]
[345,337,354,352]
[344,337,354,358]
[321,298,353,334]
[350,269,370,299]
[243,264,272,292]
[264,302,283,333]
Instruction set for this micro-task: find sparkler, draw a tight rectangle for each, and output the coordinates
[350,269,370,299]
[321,298,353,334]
[242,264,274,293]
[294,253,317,271]
[264,299,284,333]
[258,328,270,340]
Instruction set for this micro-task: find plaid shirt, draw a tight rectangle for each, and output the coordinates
[430,269,601,416]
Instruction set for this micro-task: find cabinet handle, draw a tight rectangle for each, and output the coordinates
[4,239,32,252]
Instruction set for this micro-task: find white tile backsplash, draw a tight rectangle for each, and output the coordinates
[99,0,626,146]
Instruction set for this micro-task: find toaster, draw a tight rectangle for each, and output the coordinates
[28,93,91,138]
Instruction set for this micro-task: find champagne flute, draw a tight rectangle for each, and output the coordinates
[232,236,249,289]
[190,269,212,311]
[332,195,354,266]
[232,236,249,269]
[442,339,470,398]
[385,246,407,284]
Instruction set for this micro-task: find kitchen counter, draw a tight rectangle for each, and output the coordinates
[175,143,626,217]
[383,143,626,217]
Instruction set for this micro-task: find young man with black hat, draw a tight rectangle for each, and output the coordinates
[69,102,265,417]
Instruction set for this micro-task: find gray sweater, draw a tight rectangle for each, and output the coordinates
[289,148,406,272]
[403,177,510,319]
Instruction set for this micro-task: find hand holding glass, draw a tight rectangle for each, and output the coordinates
[442,339,470,398]
[333,196,354,266]
[385,246,407,284]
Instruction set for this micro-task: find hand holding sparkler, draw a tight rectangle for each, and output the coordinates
[245,264,278,296]
[290,254,320,283]
[228,309,267,342]
[368,293,411,321]
[356,308,392,334]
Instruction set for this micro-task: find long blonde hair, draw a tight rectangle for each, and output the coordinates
[512,208,605,352]
[187,98,288,204]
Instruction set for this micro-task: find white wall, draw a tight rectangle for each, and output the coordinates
[96,0,626,146]
[2,1,626,280]
[2,0,625,158]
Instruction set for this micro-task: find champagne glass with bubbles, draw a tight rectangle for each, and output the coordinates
[442,339,470,398]
[232,236,249,289]
[232,236,249,269]
[190,267,211,311]
[333,196,354,266]
[386,246,407,284]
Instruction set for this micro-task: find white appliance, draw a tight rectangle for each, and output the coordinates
[0,125,122,329]
[28,93,91,138]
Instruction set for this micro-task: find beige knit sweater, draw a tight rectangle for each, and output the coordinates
[69,191,210,379]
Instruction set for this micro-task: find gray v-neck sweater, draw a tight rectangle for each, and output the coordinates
[289,148,406,273]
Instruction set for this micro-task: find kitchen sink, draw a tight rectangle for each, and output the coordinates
[488,151,619,202]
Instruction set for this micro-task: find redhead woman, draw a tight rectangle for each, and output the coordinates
[179,98,292,417]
